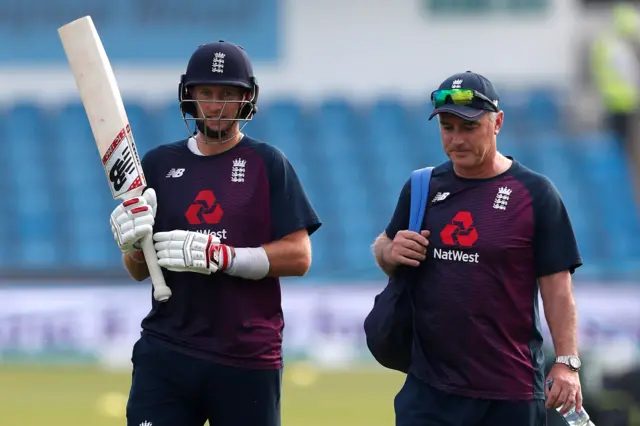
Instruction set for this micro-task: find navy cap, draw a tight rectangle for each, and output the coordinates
[428,71,500,121]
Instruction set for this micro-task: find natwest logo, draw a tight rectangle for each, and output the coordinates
[440,211,478,247]
[185,190,224,225]
[435,211,479,264]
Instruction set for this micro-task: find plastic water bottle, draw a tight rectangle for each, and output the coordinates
[546,380,595,426]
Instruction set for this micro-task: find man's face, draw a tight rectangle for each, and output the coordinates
[191,85,246,133]
[438,112,502,170]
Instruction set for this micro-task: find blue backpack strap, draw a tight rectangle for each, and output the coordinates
[409,167,434,232]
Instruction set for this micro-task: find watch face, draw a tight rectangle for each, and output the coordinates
[569,357,581,369]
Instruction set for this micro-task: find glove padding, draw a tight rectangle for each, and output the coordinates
[110,189,157,253]
[153,230,233,275]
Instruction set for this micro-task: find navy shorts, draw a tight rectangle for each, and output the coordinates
[395,373,546,426]
[126,334,282,426]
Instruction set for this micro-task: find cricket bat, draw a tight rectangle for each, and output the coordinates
[58,15,172,302]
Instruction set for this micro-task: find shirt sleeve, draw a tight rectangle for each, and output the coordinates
[384,178,411,239]
[141,149,157,191]
[268,148,321,241]
[534,178,583,277]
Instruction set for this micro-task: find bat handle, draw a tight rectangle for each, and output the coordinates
[141,234,172,302]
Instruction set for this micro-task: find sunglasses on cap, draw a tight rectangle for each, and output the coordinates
[431,88,500,112]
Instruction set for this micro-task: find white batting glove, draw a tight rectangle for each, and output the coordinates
[153,230,234,275]
[110,189,157,254]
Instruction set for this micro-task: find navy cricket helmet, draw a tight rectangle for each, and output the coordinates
[178,41,259,140]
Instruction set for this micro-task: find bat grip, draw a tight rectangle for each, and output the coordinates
[141,234,172,302]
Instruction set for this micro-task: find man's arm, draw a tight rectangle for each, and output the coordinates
[372,176,431,276]
[259,146,320,277]
[372,232,396,276]
[539,270,578,357]
[533,177,582,358]
[263,228,311,277]
[119,152,157,283]
[372,230,429,277]
[530,177,584,413]
[540,269,583,413]
[374,178,410,277]
[122,251,150,282]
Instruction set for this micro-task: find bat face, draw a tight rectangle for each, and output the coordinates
[100,124,146,200]
[59,15,172,303]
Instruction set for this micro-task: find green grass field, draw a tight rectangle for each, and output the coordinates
[0,363,405,426]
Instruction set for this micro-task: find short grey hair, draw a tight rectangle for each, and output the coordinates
[436,111,498,122]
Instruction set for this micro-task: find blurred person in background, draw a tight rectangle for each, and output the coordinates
[590,2,640,154]
[373,71,584,426]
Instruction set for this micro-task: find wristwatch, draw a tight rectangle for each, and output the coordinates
[555,355,581,372]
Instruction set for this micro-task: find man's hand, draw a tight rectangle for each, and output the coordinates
[382,230,430,268]
[153,230,234,275]
[110,188,157,254]
[545,363,582,414]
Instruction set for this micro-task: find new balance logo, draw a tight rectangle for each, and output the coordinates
[109,145,135,192]
[102,126,143,197]
[432,192,450,203]
[166,168,185,178]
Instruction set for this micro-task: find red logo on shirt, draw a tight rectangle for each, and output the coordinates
[185,190,224,225]
[441,211,478,247]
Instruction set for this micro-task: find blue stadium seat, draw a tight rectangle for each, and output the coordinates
[574,131,640,262]
[0,125,10,262]
[124,101,157,156]
[53,102,105,187]
[529,132,574,180]
[160,103,190,143]
[259,99,309,185]
[5,104,51,190]
[3,103,61,268]
[259,100,302,151]
[246,109,268,142]
[257,100,333,274]
[0,108,14,266]
[0,109,13,197]
[0,213,10,267]
[16,188,58,268]
[50,103,118,269]
[524,88,562,130]
[310,99,378,270]
[500,133,538,172]
[496,132,522,161]
[365,99,415,223]
[70,211,118,268]
[530,132,602,260]
[497,89,529,132]
[575,131,628,185]
[0,94,638,280]
[413,100,449,164]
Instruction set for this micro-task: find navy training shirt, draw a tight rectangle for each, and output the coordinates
[138,136,321,370]
[385,159,582,401]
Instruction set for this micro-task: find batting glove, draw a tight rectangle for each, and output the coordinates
[110,188,157,254]
[153,230,233,275]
